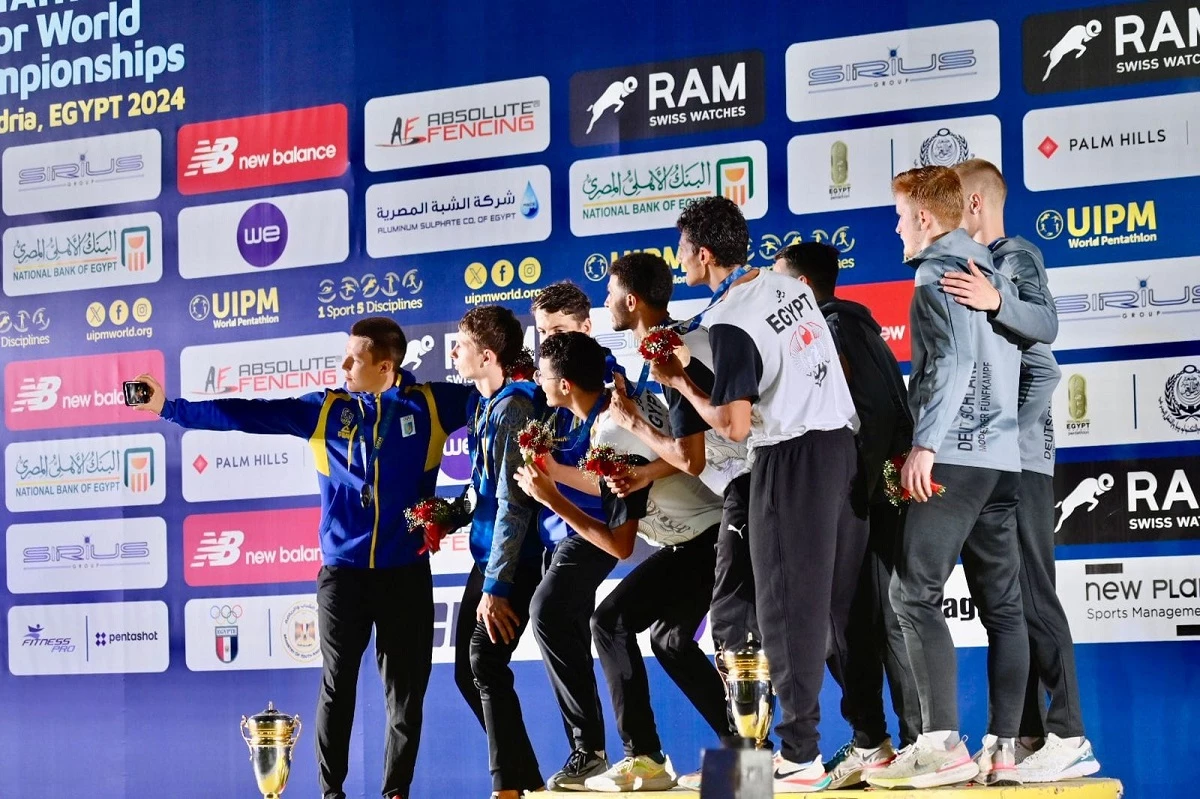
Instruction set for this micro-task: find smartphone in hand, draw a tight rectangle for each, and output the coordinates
[122,381,152,407]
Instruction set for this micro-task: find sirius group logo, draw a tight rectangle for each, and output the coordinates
[2,130,162,216]
[785,20,1000,122]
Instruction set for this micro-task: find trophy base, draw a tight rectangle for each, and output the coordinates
[698,746,773,799]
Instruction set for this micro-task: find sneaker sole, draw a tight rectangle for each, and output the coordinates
[978,767,1022,787]
[636,776,678,791]
[775,775,833,792]
[826,767,865,790]
[867,761,980,790]
[1021,758,1101,783]
[583,777,677,793]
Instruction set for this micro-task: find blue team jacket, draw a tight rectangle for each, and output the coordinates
[162,370,471,569]
[466,380,543,595]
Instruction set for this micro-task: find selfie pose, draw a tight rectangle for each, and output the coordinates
[128,317,471,799]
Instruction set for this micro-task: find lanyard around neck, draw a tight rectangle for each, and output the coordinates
[628,266,753,398]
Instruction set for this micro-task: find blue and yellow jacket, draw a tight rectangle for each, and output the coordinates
[161,370,472,569]
[466,379,543,596]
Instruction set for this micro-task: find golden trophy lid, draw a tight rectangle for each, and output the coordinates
[246,701,299,736]
[722,633,771,677]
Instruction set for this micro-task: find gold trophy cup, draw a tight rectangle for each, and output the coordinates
[721,635,775,748]
[699,635,774,798]
[240,701,302,799]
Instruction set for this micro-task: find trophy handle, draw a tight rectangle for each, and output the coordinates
[290,717,302,748]
[239,715,255,751]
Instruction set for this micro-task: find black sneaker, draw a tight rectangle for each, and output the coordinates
[546,749,608,791]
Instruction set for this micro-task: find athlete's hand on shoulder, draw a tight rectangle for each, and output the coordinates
[940,259,1001,312]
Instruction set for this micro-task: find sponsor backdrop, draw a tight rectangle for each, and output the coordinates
[0,0,1197,796]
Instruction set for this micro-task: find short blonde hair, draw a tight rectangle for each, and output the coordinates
[954,158,1007,204]
[892,166,963,229]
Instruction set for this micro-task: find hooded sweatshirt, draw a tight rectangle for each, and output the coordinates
[819,297,913,502]
[466,379,544,596]
[989,235,1062,477]
[906,228,1021,472]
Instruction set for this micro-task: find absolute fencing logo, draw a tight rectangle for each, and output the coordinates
[364,77,550,171]
[568,50,765,146]
[1023,1,1200,94]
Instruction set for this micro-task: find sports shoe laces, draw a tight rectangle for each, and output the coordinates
[827,741,856,769]
[613,756,641,774]
[565,749,593,775]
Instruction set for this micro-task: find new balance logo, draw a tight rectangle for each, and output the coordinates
[11,376,61,412]
[184,137,239,176]
[191,530,245,567]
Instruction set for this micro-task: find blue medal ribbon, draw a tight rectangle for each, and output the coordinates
[628,265,754,398]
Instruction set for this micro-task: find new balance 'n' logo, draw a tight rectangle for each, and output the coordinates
[191,530,245,567]
[185,137,239,176]
[11,376,61,412]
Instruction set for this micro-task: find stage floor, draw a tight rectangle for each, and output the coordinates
[544,777,1123,797]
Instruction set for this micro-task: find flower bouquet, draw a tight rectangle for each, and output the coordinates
[882,450,946,507]
[405,492,473,555]
[579,442,635,480]
[517,418,560,469]
[638,326,684,366]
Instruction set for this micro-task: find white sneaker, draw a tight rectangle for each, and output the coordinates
[676,769,701,790]
[583,754,677,792]
[824,738,897,789]
[1016,733,1101,783]
[973,734,1021,786]
[865,734,979,790]
[772,753,830,793]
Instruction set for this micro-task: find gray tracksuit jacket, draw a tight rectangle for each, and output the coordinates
[989,236,1062,477]
[906,228,1021,472]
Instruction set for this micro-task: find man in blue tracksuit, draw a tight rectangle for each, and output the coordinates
[133,316,471,799]
[450,305,545,799]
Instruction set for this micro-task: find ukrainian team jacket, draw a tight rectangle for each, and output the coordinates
[161,370,471,569]
[466,379,543,596]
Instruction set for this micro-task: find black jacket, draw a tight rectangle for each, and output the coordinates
[820,297,913,503]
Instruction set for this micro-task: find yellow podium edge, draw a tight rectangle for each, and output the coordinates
[542,776,1123,797]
